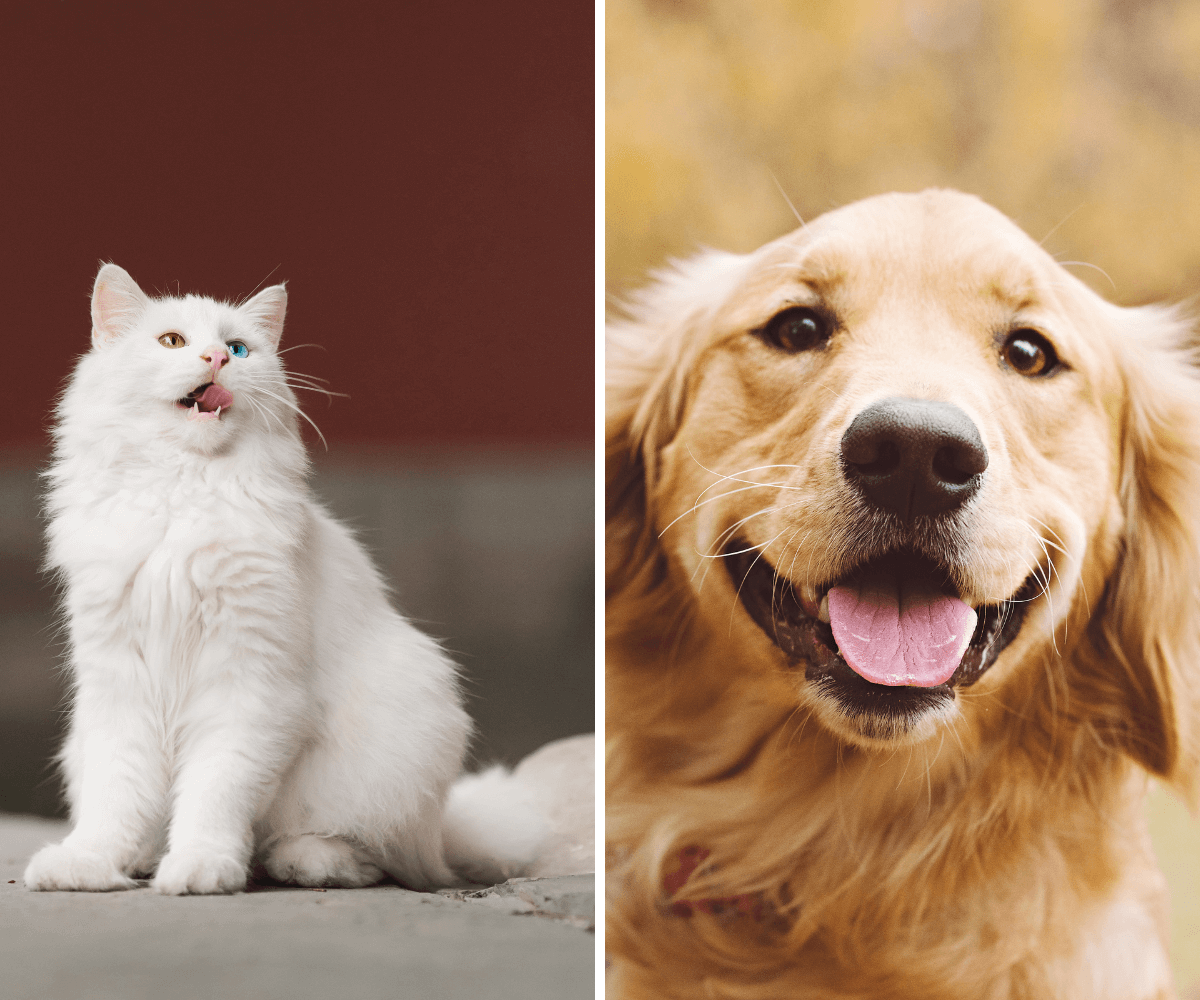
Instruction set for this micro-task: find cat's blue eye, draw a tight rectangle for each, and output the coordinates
[228,342,249,359]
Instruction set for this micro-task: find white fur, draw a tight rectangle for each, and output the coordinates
[24,265,472,894]
[443,733,596,884]
[443,766,549,884]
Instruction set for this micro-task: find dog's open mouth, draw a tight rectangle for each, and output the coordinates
[177,382,233,422]
[724,540,1038,723]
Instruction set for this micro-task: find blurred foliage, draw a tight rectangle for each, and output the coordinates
[607,0,1200,305]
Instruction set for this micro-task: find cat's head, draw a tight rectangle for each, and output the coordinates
[66,263,301,456]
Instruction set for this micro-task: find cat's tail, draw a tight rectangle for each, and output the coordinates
[441,733,595,886]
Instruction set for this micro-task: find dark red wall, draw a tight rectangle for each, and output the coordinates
[0,4,593,448]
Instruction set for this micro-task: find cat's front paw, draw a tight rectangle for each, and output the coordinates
[152,849,246,895]
[24,842,137,892]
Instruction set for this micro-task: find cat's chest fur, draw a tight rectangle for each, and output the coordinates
[49,446,310,661]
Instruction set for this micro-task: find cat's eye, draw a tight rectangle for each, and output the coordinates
[1002,330,1059,377]
[158,332,185,349]
[755,306,833,353]
[228,341,249,359]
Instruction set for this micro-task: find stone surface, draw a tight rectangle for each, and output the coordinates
[442,875,595,929]
[1,815,594,1000]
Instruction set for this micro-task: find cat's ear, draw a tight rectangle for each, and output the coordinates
[91,264,149,349]
[240,284,287,348]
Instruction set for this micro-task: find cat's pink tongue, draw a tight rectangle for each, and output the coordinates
[827,572,976,687]
[195,383,233,412]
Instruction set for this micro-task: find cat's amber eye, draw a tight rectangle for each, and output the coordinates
[158,332,186,349]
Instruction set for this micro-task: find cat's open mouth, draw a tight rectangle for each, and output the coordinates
[177,382,234,422]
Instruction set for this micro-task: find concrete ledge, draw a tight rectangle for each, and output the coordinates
[1,816,594,1000]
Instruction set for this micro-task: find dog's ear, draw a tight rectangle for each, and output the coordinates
[1089,304,1200,799]
[606,250,751,599]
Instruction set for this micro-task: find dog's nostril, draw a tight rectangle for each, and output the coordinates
[849,440,901,476]
[840,397,988,520]
[932,445,983,486]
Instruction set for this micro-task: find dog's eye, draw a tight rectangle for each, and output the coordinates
[756,307,831,353]
[1003,330,1058,377]
[158,332,186,349]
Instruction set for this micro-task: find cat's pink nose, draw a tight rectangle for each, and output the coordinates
[200,347,229,375]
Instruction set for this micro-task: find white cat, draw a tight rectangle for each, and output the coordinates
[24,264,475,894]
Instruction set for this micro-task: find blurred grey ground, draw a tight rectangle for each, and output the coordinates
[1,815,594,1000]
[0,448,594,815]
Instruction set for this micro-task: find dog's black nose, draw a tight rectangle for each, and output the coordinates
[840,397,988,519]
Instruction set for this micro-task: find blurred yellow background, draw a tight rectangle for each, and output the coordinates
[607,0,1200,991]
[607,0,1200,305]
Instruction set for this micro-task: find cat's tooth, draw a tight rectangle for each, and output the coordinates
[215,406,222,418]
[818,593,830,623]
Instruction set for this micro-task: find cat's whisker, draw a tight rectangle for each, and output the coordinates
[242,393,286,437]
[256,374,349,400]
[272,371,330,386]
[285,380,343,395]
[279,380,348,398]
[239,394,266,431]
[235,265,283,306]
[257,369,333,387]
[275,343,328,356]
[283,369,332,384]
[250,384,329,450]
[288,385,348,401]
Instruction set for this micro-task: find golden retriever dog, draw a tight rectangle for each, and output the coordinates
[605,190,1200,999]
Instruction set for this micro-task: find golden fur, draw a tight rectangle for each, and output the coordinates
[605,190,1200,999]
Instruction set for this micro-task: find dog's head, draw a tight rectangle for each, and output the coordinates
[608,190,1200,791]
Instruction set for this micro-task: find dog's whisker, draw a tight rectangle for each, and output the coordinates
[1032,558,1061,657]
[807,380,844,401]
[685,447,810,496]
[1020,524,1066,644]
[769,170,805,228]
[697,505,799,596]
[1038,203,1085,248]
[659,481,799,539]
[769,526,804,634]
[1057,260,1118,292]
[945,714,969,766]
[1024,514,1091,618]
[693,503,804,593]
[895,744,916,793]
[922,734,945,822]
[1022,513,1067,545]
[786,530,814,587]
[662,602,699,676]
[781,704,813,756]
[728,528,791,636]
[694,497,818,564]
[693,508,780,571]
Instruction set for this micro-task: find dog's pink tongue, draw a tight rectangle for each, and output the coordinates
[195,383,233,412]
[827,572,976,687]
